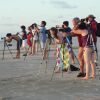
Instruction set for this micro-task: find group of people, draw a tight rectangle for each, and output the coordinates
[5,14,99,80]
[50,15,98,80]
[6,21,48,59]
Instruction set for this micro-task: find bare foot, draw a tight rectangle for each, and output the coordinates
[81,77,89,80]
[13,57,20,59]
[28,52,32,55]
[54,70,60,73]
[54,68,61,73]
[90,75,95,79]
[72,60,75,64]
[30,54,34,56]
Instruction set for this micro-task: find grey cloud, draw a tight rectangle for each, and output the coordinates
[50,0,77,9]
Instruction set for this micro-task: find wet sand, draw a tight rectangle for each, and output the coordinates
[0,38,100,100]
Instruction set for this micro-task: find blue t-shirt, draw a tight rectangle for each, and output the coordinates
[40,27,47,43]
[64,27,72,44]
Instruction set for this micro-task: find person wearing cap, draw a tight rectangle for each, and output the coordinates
[72,17,85,77]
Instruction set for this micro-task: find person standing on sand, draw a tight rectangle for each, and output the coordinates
[50,27,63,73]
[19,25,27,56]
[87,15,98,64]
[72,17,86,77]
[72,22,96,80]
[5,33,22,59]
[27,26,32,55]
[31,23,39,55]
[39,21,47,59]
[62,21,75,64]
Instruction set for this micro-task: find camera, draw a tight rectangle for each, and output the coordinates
[58,28,65,32]
[1,33,13,47]
[1,37,5,40]
[81,18,88,23]
[46,29,52,39]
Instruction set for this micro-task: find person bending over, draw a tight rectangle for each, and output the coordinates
[5,33,22,59]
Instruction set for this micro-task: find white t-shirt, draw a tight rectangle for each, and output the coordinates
[18,32,23,39]
[32,29,38,41]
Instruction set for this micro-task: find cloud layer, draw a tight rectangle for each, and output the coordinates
[50,0,77,9]
[40,0,77,9]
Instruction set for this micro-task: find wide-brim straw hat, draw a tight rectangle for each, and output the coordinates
[88,15,96,19]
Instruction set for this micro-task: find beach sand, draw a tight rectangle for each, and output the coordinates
[0,38,100,100]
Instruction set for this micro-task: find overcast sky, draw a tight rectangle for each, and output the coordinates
[0,0,100,37]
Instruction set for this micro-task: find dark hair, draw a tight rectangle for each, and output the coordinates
[31,23,37,29]
[63,21,69,26]
[78,22,87,30]
[21,25,26,30]
[50,27,58,39]
[6,33,12,37]
[28,26,31,30]
[42,21,46,26]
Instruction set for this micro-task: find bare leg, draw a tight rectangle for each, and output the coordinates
[69,52,75,64]
[32,41,35,55]
[90,52,96,78]
[54,67,61,73]
[82,48,90,80]
[78,47,84,73]
[16,50,20,59]
[36,42,39,53]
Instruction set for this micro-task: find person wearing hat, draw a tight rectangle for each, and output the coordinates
[88,15,98,64]
[88,15,97,45]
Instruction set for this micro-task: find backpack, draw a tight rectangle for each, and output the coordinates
[96,23,100,37]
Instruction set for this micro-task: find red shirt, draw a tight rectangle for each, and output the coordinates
[27,33,32,47]
[90,20,97,43]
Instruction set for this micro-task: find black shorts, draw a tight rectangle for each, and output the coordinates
[17,39,22,50]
